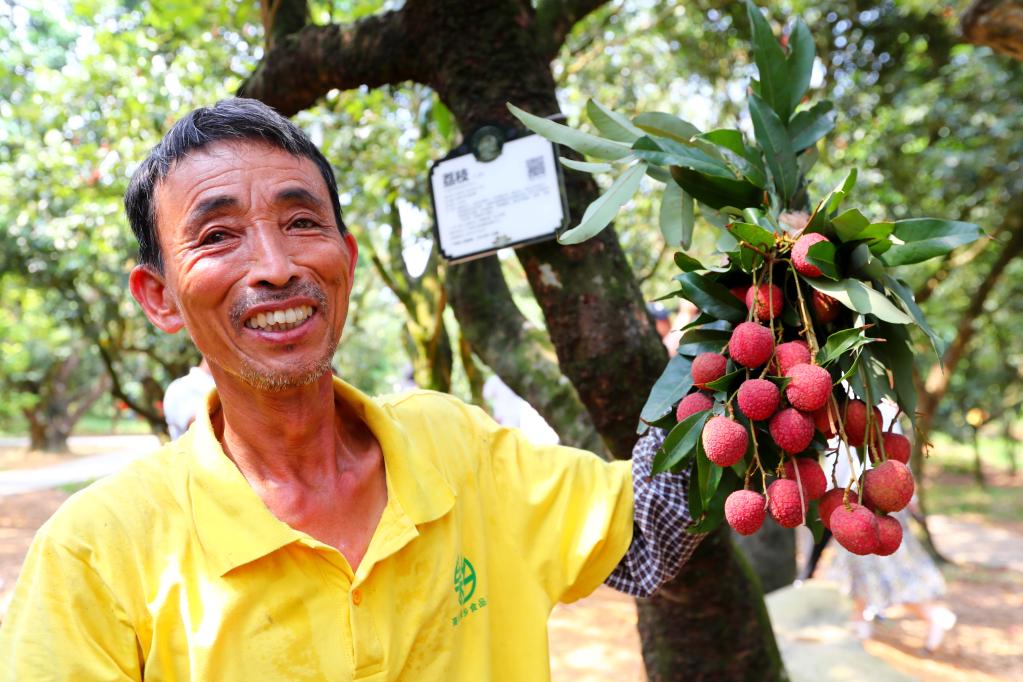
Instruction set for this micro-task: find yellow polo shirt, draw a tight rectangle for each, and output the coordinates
[0,379,633,681]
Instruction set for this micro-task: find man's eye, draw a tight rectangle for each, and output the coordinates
[200,231,228,245]
[291,218,318,229]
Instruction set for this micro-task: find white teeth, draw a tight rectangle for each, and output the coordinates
[245,306,313,331]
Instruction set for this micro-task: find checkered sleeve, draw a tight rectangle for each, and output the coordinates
[604,427,706,597]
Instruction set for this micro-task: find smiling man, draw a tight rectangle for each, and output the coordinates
[0,98,701,681]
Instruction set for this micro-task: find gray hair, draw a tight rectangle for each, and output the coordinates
[124,98,345,271]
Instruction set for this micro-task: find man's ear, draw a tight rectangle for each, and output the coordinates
[342,231,359,278]
[129,265,185,334]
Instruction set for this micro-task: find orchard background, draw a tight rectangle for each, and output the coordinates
[2,1,1022,680]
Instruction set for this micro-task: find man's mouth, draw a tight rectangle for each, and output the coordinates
[244,305,315,332]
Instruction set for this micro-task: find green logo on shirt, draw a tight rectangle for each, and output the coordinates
[453,555,476,605]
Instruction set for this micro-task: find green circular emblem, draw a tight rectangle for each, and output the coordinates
[453,556,477,605]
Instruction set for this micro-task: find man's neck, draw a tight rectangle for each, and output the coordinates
[212,372,343,486]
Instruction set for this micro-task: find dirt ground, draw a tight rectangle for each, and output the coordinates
[1,488,1020,680]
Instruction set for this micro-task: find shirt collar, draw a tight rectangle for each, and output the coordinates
[187,376,455,577]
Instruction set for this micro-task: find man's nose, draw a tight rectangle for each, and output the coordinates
[246,225,298,287]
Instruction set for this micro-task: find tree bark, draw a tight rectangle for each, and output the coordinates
[961,0,1023,60]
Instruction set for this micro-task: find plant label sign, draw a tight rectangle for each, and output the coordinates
[429,133,568,263]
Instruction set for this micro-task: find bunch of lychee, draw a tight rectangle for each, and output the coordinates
[674,232,916,556]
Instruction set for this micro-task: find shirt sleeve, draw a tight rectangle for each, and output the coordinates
[0,525,142,681]
[604,427,706,597]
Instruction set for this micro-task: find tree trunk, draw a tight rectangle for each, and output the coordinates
[638,528,788,682]
[730,519,796,594]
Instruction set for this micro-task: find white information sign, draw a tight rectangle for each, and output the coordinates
[430,134,567,263]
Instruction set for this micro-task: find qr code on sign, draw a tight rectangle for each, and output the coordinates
[526,156,545,179]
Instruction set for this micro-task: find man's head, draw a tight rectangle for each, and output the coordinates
[126,98,358,393]
[125,98,345,272]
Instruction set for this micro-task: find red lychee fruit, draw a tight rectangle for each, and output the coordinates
[730,285,750,303]
[728,322,774,368]
[702,416,748,467]
[769,408,815,455]
[773,340,811,375]
[691,352,727,390]
[676,392,713,423]
[784,457,827,501]
[767,479,808,528]
[784,363,832,412]
[737,379,780,421]
[863,460,915,513]
[811,289,841,323]
[746,283,784,321]
[792,233,830,278]
[843,400,882,448]
[880,431,911,464]
[875,514,903,556]
[818,488,848,530]
[725,490,766,536]
[831,502,881,555]
[813,405,837,439]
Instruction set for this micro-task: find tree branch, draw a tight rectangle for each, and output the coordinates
[961,0,1023,60]
[239,7,428,116]
[533,0,612,61]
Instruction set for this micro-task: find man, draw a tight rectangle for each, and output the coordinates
[0,98,698,680]
[163,357,216,439]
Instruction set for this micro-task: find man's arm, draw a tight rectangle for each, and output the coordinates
[0,526,142,681]
[605,427,705,597]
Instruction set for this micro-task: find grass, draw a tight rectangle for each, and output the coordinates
[927,476,1023,525]
[58,479,98,495]
[73,415,155,436]
[927,432,1020,476]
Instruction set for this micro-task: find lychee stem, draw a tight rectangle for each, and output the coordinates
[748,420,768,494]
[789,266,821,358]
[790,457,808,526]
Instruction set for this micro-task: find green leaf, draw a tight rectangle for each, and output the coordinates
[728,221,776,248]
[645,164,672,183]
[703,367,744,393]
[658,182,694,249]
[694,130,768,187]
[559,157,613,174]
[586,99,644,143]
[653,411,710,474]
[675,328,732,357]
[507,103,632,160]
[641,354,694,423]
[698,437,725,508]
[749,94,798,200]
[882,218,984,266]
[633,111,701,142]
[818,326,880,366]
[806,277,913,325]
[676,272,749,323]
[878,322,918,423]
[883,275,944,357]
[807,168,857,230]
[788,101,835,151]
[745,0,791,121]
[786,18,816,115]
[832,208,870,242]
[558,162,647,244]
[805,239,840,280]
[670,167,762,210]
[674,252,705,272]
[633,135,736,179]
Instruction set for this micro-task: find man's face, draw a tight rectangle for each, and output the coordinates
[130,140,357,392]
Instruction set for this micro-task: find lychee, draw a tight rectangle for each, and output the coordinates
[818,488,848,530]
[676,392,713,423]
[769,408,815,455]
[785,363,832,412]
[725,490,766,536]
[811,289,841,324]
[691,352,727,390]
[767,479,808,528]
[831,502,880,555]
[875,514,903,556]
[843,400,881,448]
[746,283,784,321]
[792,233,830,278]
[737,379,780,421]
[728,322,774,368]
[880,432,911,464]
[863,460,915,513]
[701,416,748,467]
[813,405,837,439]
[773,340,811,375]
[784,457,827,500]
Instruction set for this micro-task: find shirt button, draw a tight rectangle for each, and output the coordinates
[352,589,363,606]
